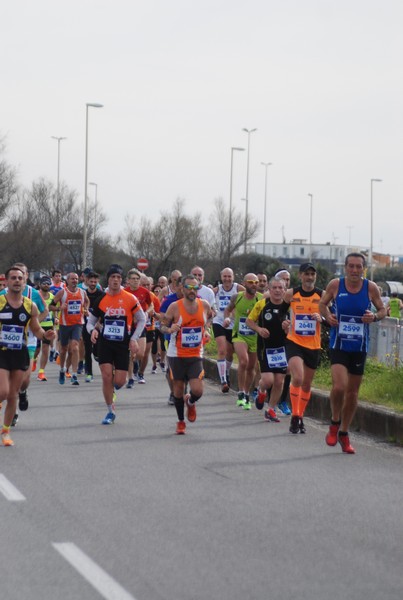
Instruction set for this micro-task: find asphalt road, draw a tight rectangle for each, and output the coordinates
[1,360,402,600]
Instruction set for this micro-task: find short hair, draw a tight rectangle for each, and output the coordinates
[269,276,286,287]
[87,271,99,279]
[345,252,366,266]
[127,268,141,278]
[5,266,25,279]
[183,274,198,284]
[52,269,62,277]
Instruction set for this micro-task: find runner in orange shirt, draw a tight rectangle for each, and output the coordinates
[87,265,146,424]
[161,274,212,435]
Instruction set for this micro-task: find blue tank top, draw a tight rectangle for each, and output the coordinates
[330,278,371,352]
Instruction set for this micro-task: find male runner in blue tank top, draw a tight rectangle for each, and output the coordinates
[319,253,386,454]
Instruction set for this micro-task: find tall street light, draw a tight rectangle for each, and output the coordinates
[83,102,103,268]
[308,193,313,261]
[228,146,245,260]
[242,127,257,254]
[261,162,272,255]
[89,182,98,260]
[370,178,382,280]
[51,136,67,232]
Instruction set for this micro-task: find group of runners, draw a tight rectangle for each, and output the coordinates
[0,253,385,453]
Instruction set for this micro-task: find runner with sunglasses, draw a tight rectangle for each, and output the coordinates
[223,273,263,410]
[161,275,212,435]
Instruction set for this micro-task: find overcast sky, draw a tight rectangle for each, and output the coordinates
[2,0,403,255]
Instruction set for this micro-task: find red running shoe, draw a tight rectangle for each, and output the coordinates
[255,390,266,410]
[185,395,197,422]
[326,423,339,446]
[176,421,186,435]
[338,432,355,454]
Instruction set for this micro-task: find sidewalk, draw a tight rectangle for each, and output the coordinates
[203,357,403,445]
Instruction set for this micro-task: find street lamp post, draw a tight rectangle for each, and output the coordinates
[308,193,313,261]
[370,178,382,280]
[228,146,245,260]
[89,182,98,259]
[242,127,257,254]
[261,162,272,255]
[83,102,103,268]
[51,136,67,231]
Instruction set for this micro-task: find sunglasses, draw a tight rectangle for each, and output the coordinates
[184,284,200,290]
[246,279,259,284]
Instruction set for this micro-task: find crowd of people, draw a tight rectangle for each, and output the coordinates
[0,254,386,453]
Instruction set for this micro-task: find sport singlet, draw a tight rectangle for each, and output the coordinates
[232,292,263,337]
[0,296,33,350]
[329,278,371,352]
[249,297,290,351]
[59,288,86,326]
[287,286,322,350]
[91,290,142,344]
[167,298,206,358]
[213,283,238,327]
[389,297,401,319]
[38,291,55,327]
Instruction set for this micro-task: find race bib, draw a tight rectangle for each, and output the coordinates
[295,314,316,336]
[181,326,202,347]
[338,315,364,341]
[218,295,230,311]
[103,319,125,341]
[239,317,255,336]
[67,300,81,315]
[266,346,287,368]
[0,324,24,350]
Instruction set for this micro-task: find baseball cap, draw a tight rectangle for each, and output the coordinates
[299,262,316,273]
[40,275,52,285]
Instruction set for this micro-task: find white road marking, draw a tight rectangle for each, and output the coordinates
[53,542,137,600]
[0,474,26,501]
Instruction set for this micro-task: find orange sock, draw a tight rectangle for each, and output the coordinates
[300,389,311,416]
[289,384,301,416]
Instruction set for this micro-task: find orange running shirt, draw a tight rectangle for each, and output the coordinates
[167,298,206,358]
[59,288,86,326]
[91,289,142,343]
[287,286,322,350]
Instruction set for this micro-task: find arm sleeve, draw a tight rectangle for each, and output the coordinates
[131,308,146,340]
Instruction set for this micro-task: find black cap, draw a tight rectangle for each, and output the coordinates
[40,275,51,285]
[299,262,316,273]
[106,264,123,279]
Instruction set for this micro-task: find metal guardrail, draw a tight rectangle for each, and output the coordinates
[369,317,402,367]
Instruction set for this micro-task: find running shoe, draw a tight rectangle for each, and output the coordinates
[102,411,116,425]
[160,362,166,373]
[176,420,186,435]
[77,361,84,375]
[137,374,146,384]
[236,392,246,407]
[71,374,79,386]
[31,359,37,372]
[65,371,72,379]
[289,415,300,434]
[338,432,355,454]
[85,374,93,383]
[18,391,28,411]
[277,400,291,416]
[49,349,55,362]
[168,393,175,406]
[126,378,135,389]
[59,370,65,385]
[264,407,280,422]
[251,388,259,402]
[55,353,60,365]
[255,390,266,410]
[243,395,252,410]
[299,418,306,434]
[221,381,230,393]
[326,423,340,446]
[11,414,18,427]
[1,429,14,447]
[37,371,47,382]
[185,395,197,422]
[151,366,157,375]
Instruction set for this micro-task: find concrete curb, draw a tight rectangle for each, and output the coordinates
[203,357,403,445]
